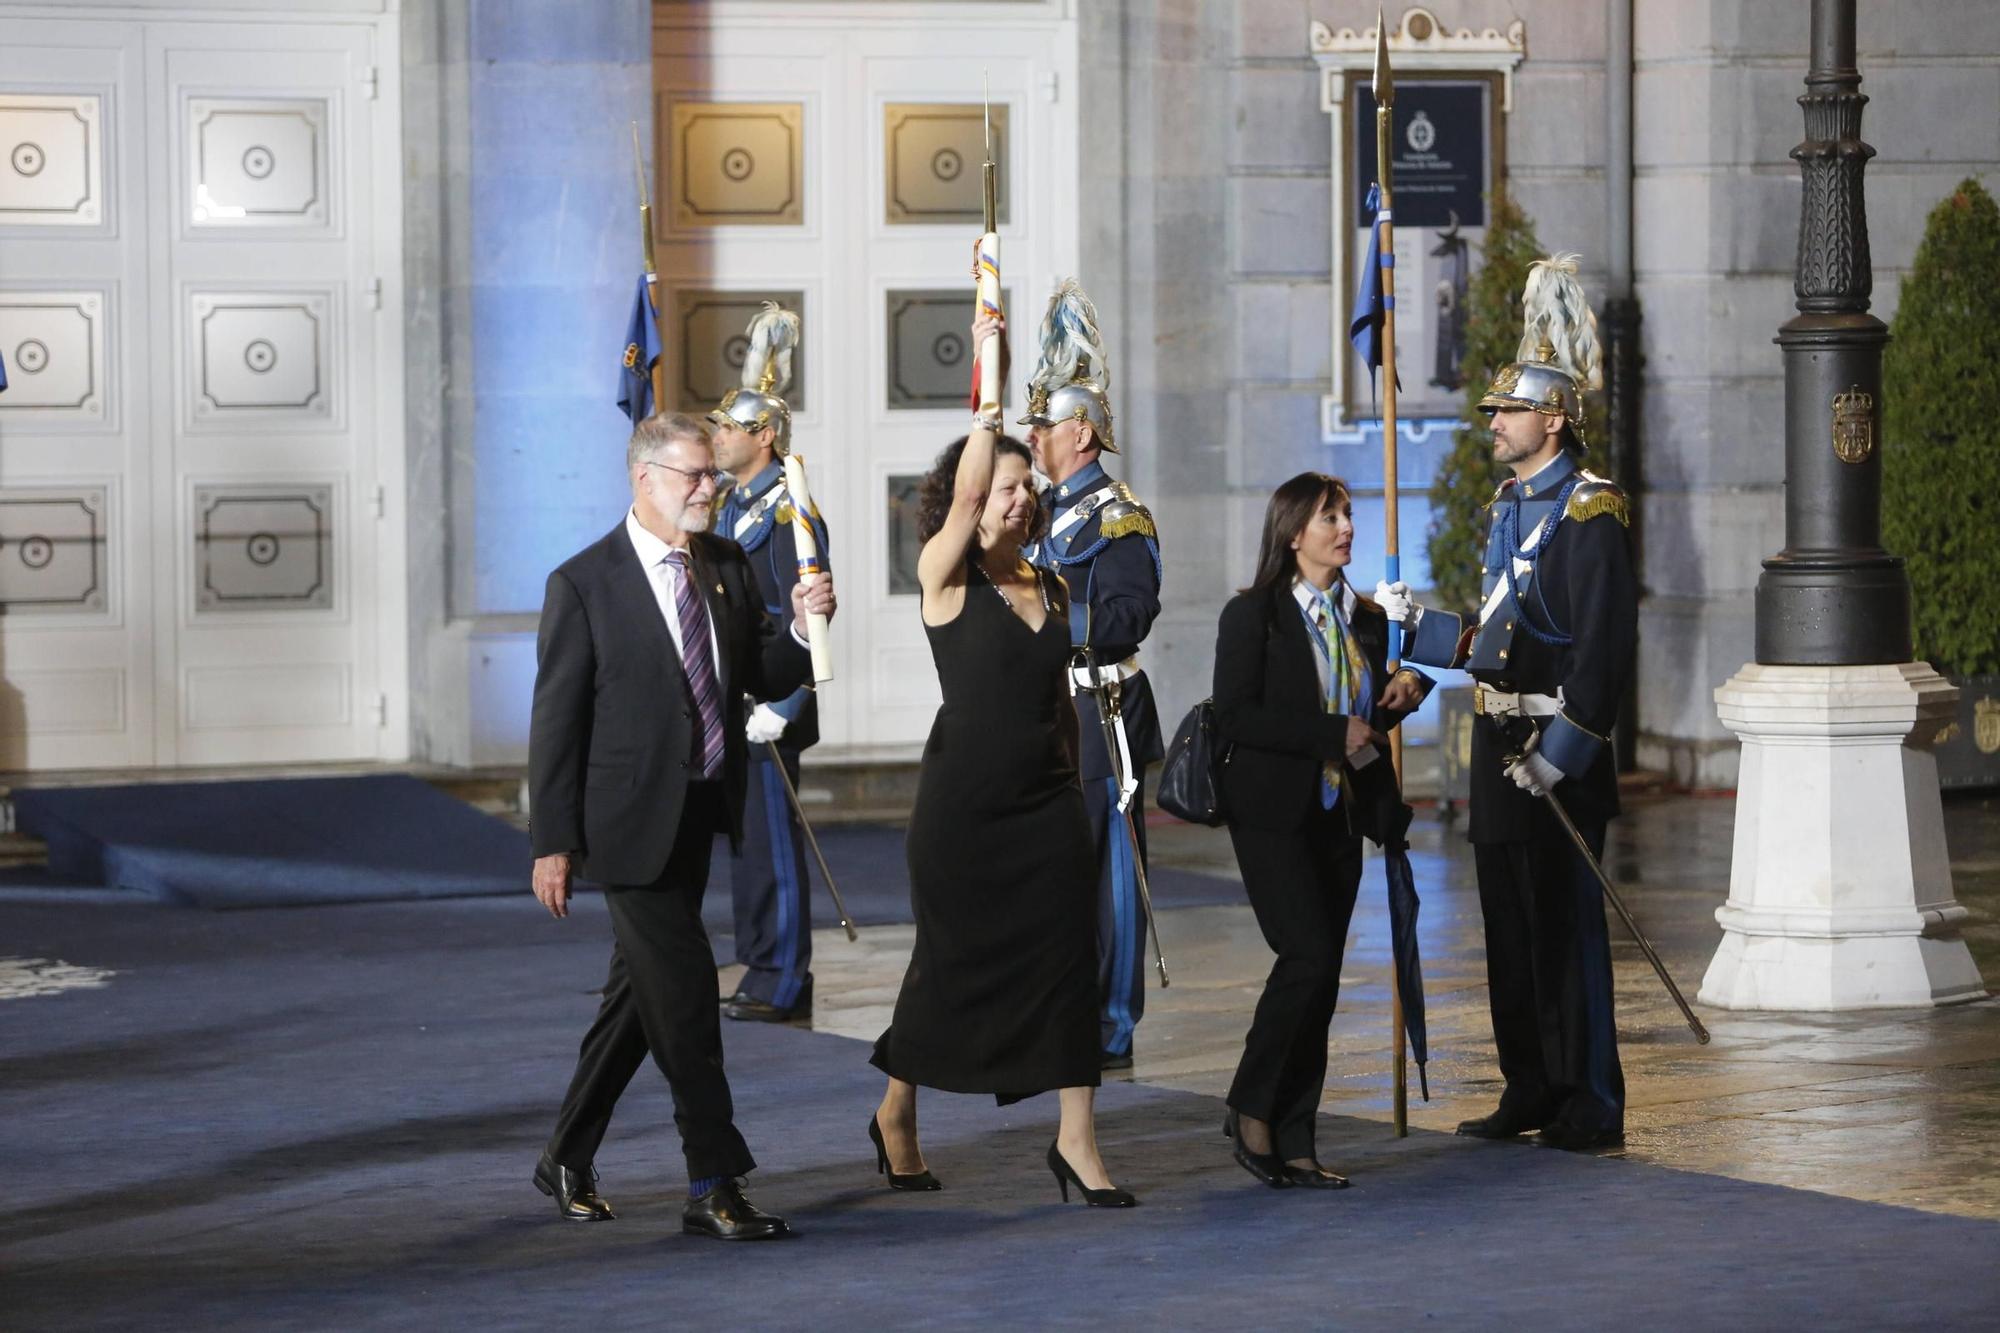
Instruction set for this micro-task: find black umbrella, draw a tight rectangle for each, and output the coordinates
[1363,778,1428,1100]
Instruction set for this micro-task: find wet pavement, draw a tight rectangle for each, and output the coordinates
[803,789,2000,1221]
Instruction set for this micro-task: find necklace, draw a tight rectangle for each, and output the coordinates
[978,558,1050,613]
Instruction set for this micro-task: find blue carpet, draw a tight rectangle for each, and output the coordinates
[7,776,1244,918]
[1,893,1995,1329]
[12,776,529,907]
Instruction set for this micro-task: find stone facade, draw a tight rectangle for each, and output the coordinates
[1081,1,1998,787]
[395,0,1998,774]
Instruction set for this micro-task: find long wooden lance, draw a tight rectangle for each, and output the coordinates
[971,74,1004,424]
[631,121,666,412]
[1371,14,1412,1140]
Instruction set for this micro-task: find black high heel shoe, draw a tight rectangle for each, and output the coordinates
[1047,1141,1138,1208]
[868,1114,943,1191]
[1222,1109,1293,1189]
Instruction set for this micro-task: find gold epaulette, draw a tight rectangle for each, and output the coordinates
[1564,473,1630,527]
[1486,479,1516,510]
[1098,482,1157,540]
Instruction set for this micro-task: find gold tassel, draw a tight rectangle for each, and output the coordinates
[1565,489,1630,526]
[1100,510,1157,540]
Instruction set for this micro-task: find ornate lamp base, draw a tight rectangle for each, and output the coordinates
[1700,663,1986,1010]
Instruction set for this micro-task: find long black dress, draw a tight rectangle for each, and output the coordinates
[871,561,1101,1102]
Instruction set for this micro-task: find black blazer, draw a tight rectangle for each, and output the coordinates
[1212,580,1431,834]
[528,521,813,884]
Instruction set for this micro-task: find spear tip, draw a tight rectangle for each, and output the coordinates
[1373,11,1394,105]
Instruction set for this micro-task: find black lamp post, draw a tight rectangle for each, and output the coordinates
[1756,0,1911,665]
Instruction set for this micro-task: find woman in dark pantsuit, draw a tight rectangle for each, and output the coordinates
[1212,472,1432,1189]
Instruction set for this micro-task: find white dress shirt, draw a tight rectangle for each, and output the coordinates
[625,509,723,668]
[1291,575,1359,700]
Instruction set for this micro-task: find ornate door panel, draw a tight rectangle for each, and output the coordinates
[0,21,151,768]
[155,30,387,765]
[654,8,1078,757]
[0,12,403,769]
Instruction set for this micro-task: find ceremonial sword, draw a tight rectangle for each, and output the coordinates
[1506,744,1709,1044]
[1079,648,1170,988]
[764,738,858,942]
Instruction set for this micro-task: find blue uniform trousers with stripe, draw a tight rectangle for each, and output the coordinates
[1085,768,1149,1057]
[727,746,813,1010]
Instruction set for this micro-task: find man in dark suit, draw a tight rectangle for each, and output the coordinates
[528,412,836,1239]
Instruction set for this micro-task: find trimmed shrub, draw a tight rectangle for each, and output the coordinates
[1882,177,2000,677]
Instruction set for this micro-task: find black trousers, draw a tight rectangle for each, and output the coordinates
[1226,802,1364,1162]
[545,784,756,1181]
[1472,805,1625,1132]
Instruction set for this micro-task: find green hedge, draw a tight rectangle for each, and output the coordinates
[1882,177,2000,677]
[1424,192,1543,613]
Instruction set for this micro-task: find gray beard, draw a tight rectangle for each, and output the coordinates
[678,505,713,535]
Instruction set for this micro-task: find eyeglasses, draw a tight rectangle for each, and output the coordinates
[643,459,724,488]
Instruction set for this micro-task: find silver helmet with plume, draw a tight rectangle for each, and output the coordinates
[1476,253,1603,450]
[1016,278,1116,453]
[709,301,800,454]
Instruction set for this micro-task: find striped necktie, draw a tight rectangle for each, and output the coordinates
[663,549,725,778]
[1308,590,1367,810]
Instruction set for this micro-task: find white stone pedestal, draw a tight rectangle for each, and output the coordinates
[1699,663,1987,1010]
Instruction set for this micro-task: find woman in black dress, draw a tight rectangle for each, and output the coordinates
[1212,472,1432,1188]
[869,316,1134,1207]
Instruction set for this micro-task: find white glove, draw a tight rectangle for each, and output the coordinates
[745,702,789,745]
[1374,579,1423,629]
[1505,734,1565,798]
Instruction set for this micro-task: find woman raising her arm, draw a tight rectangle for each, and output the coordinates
[867,313,1136,1208]
[1213,472,1432,1189]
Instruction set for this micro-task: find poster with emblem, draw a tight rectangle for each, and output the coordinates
[1341,74,1501,426]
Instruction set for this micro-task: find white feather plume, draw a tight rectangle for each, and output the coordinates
[1029,278,1109,393]
[1517,254,1602,391]
[740,301,800,395]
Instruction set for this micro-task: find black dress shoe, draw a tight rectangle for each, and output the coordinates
[533,1153,614,1221]
[682,1178,792,1241]
[723,982,812,1024]
[1535,1123,1625,1152]
[1454,1107,1546,1140]
[1100,1049,1134,1072]
[1222,1110,1293,1190]
[1281,1160,1352,1189]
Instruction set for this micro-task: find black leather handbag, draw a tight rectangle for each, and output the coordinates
[1155,698,1230,827]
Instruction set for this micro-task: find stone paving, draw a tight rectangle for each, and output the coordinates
[794,790,2000,1221]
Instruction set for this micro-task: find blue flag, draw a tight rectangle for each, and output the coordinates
[617,275,662,426]
[1348,183,1400,393]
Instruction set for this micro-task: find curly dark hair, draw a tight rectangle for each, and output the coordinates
[915,434,1044,547]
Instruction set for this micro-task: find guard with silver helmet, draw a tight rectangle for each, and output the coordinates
[1019,279,1165,1070]
[708,303,829,1025]
[1375,254,1638,1152]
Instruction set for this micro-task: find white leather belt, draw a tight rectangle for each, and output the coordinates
[1068,654,1142,814]
[1474,684,1562,719]
[1066,654,1140,692]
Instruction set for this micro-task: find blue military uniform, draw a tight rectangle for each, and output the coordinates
[1026,457,1164,1059]
[717,460,829,1014]
[1404,448,1636,1135]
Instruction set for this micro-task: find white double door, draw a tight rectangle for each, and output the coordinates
[654,8,1079,756]
[0,11,405,770]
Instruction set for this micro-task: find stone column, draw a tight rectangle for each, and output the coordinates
[1699,0,1983,1010]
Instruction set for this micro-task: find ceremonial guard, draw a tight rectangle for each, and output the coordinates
[708,304,829,1024]
[1018,280,1164,1069]
[1377,255,1637,1150]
